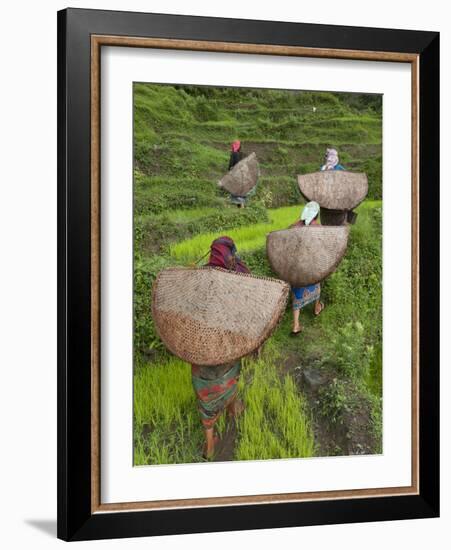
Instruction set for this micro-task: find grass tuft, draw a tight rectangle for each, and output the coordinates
[236,345,315,460]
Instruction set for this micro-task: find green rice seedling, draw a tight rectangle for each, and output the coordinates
[134,357,204,465]
[137,204,269,256]
[169,205,301,263]
[235,346,315,461]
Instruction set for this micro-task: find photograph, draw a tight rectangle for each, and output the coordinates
[133,82,383,465]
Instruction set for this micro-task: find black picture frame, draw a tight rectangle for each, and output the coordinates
[57,7,439,541]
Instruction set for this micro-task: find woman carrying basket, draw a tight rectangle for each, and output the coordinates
[227,140,248,208]
[319,148,357,224]
[320,147,345,171]
[191,236,248,459]
[289,201,325,335]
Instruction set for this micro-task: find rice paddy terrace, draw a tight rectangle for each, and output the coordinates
[133,83,383,465]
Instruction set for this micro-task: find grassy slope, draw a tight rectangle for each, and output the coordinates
[133,83,382,464]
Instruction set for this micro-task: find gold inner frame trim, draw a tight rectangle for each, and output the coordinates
[90,34,420,514]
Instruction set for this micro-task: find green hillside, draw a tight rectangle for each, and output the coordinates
[133,83,383,465]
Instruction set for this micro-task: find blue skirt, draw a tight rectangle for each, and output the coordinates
[292,284,321,310]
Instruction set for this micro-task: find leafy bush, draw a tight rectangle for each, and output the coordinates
[318,379,354,425]
[322,205,382,339]
[134,254,172,356]
[134,174,223,215]
[328,321,374,379]
[256,176,302,207]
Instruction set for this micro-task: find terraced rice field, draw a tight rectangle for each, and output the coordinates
[133,84,383,465]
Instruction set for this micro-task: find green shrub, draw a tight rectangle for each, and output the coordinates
[134,254,172,356]
[134,175,223,215]
[328,321,373,379]
[318,379,354,425]
[256,176,302,207]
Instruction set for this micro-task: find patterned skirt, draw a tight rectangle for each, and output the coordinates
[191,362,241,429]
[291,283,321,310]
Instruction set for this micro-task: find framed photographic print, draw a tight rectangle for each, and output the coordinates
[57,8,439,541]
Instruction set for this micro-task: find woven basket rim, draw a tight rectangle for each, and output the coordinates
[269,224,350,235]
[299,169,367,176]
[174,264,289,284]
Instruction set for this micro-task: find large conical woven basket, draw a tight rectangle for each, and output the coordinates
[152,267,289,366]
[298,171,368,210]
[218,152,259,196]
[266,225,349,287]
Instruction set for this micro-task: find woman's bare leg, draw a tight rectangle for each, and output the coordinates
[314,300,324,316]
[292,308,302,333]
[204,427,216,459]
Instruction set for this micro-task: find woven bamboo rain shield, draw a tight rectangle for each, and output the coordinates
[298,171,368,210]
[152,267,289,366]
[218,152,259,196]
[266,226,349,287]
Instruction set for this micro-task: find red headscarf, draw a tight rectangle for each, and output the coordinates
[231,140,241,153]
[206,236,250,274]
